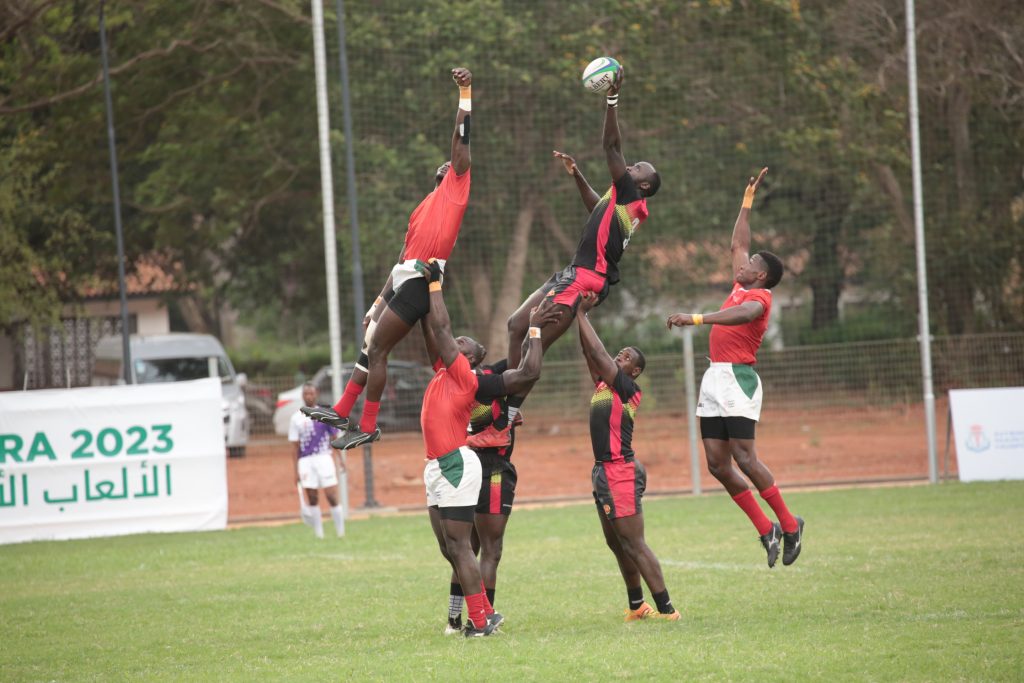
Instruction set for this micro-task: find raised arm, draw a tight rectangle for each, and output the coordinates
[730,167,768,277]
[603,68,627,183]
[553,150,601,213]
[420,317,440,366]
[576,293,618,386]
[500,297,562,395]
[450,67,472,175]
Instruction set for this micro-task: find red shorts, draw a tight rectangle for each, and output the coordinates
[592,458,647,519]
[542,266,610,312]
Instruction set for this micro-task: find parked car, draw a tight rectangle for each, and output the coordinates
[93,333,250,457]
[273,361,433,436]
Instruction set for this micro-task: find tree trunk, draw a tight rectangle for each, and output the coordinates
[484,199,535,357]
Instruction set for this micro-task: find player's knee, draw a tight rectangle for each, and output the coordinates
[306,492,319,506]
[732,446,758,471]
[367,344,388,365]
[481,540,503,566]
[706,457,730,481]
[617,534,642,558]
[507,311,527,336]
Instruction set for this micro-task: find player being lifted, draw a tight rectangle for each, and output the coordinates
[419,259,560,636]
[577,292,679,622]
[469,66,661,449]
[666,168,804,568]
[303,67,474,449]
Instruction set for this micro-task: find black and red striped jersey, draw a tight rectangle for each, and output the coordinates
[468,359,515,458]
[571,172,649,285]
[589,368,641,462]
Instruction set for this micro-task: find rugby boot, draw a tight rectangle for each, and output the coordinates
[444,615,462,635]
[331,427,381,450]
[649,609,682,621]
[300,405,349,429]
[623,602,655,622]
[464,612,503,637]
[782,516,804,566]
[466,424,512,449]
[759,522,782,568]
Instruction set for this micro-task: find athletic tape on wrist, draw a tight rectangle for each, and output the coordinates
[429,281,442,292]
[606,94,619,107]
[742,194,754,209]
[692,314,704,326]
[528,326,541,339]
[459,86,471,112]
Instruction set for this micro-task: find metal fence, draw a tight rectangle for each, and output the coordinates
[238,331,1024,514]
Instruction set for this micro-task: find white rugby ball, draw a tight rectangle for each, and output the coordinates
[581,57,622,94]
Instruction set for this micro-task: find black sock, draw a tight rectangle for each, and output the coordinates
[486,588,496,607]
[627,585,645,610]
[652,590,674,614]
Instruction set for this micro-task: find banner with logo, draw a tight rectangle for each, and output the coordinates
[0,378,226,545]
[950,387,1024,482]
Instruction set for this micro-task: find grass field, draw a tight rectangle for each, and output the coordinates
[4,481,1024,681]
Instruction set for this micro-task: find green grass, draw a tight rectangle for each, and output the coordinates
[4,482,1024,681]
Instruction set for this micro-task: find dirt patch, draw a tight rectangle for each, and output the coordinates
[228,401,953,520]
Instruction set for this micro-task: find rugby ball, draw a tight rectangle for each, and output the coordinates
[581,57,622,94]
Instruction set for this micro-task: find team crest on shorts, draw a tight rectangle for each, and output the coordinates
[603,504,612,516]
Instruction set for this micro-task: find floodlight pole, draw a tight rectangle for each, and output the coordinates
[99,0,132,384]
[905,0,938,483]
[310,0,344,402]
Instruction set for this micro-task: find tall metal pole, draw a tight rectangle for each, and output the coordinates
[310,0,344,401]
[334,0,366,351]
[683,328,701,495]
[905,0,938,483]
[99,1,132,384]
[333,0,377,508]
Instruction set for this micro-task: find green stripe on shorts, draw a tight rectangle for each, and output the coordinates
[438,448,464,488]
[732,364,759,400]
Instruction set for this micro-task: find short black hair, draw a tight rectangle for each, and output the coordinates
[629,346,647,374]
[756,250,784,289]
[646,170,661,197]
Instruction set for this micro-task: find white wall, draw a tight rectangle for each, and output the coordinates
[77,298,170,335]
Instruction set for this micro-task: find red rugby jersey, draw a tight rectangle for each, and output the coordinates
[403,168,471,262]
[708,282,772,365]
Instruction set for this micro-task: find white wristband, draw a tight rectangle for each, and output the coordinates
[528,326,541,339]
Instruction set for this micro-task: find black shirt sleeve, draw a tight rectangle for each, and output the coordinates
[611,368,639,402]
[487,359,510,375]
[613,172,642,205]
[474,373,506,404]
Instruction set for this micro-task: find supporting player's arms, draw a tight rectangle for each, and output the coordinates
[450,67,472,175]
[500,297,561,395]
[602,68,627,183]
[419,317,440,367]
[666,301,765,328]
[422,261,462,368]
[553,150,601,213]
[577,293,618,385]
[730,167,768,277]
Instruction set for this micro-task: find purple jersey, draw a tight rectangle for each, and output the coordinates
[288,410,339,458]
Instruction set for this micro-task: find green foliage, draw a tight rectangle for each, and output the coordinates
[2,482,1023,680]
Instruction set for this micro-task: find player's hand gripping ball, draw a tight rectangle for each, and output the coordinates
[581,57,622,94]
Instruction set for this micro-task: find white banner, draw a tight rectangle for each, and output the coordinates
[0,378,226,544]
[950,387,1024,482]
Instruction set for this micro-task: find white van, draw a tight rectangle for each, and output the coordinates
[92,333,249,457]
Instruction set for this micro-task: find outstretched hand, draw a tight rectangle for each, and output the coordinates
[578,291,599,314]
[552,150,577,175]
[607,64,624,96]
[743,167,768,206]
[452,67,472,87]
[529,295,563,328]
[666,313,697,329]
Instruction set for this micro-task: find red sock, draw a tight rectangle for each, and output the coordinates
[465,592,488,629]
[732,489,773,536]
[359,400,380,433]
[480,581,494,614]
[759,484,798,533]
[332,381,364,417]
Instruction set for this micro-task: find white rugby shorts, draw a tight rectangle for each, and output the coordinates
[696,362,763,421]
[424,446,482,508]
[298,453,339,489]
